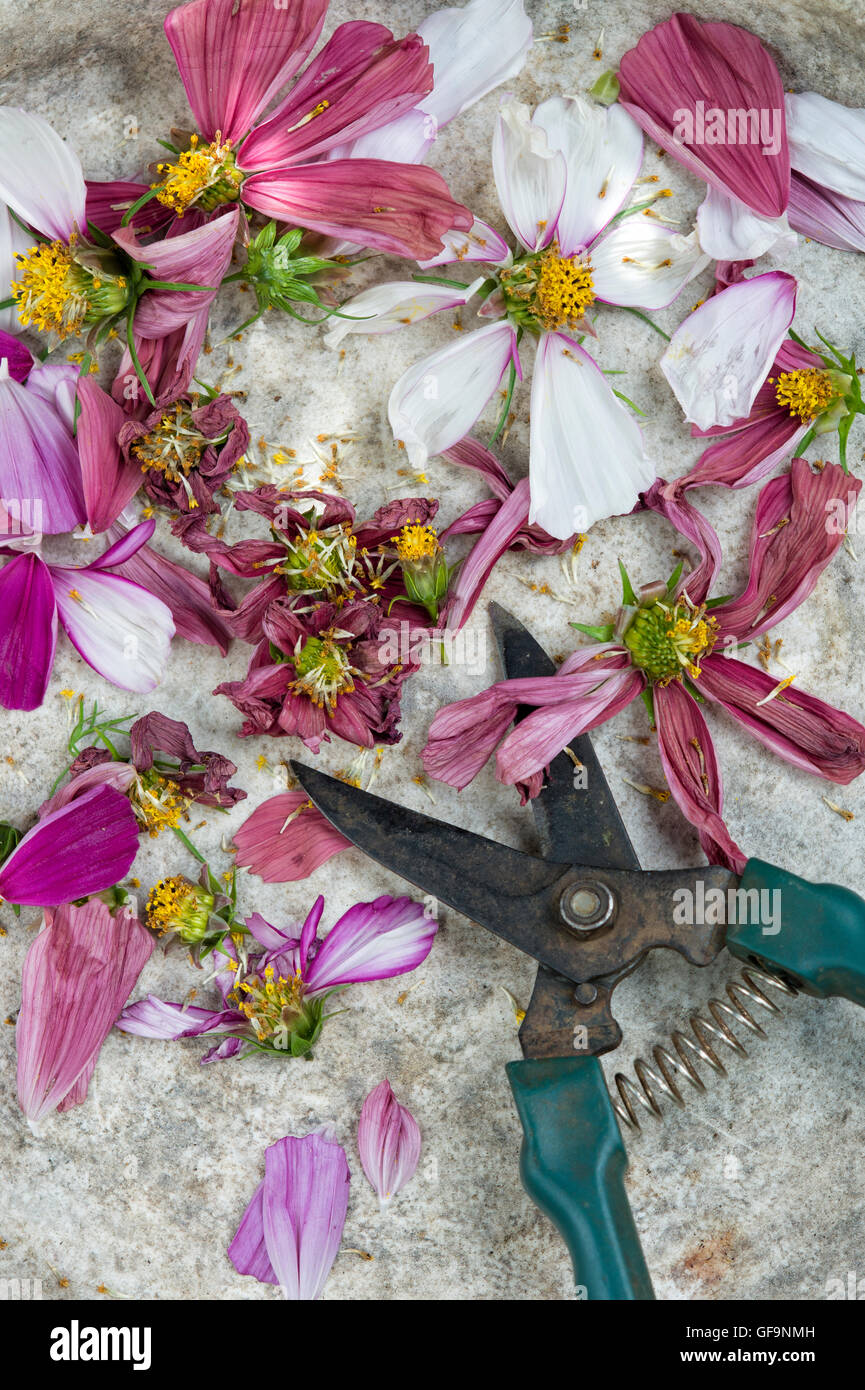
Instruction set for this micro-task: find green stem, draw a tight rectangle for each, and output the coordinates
[144,279,217,293]
[411,272,473,289]
[125,310,156,409]
[121,186,161,228]
[172,825,206,865]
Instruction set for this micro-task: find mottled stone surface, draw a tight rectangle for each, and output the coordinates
[0,0,864,1303]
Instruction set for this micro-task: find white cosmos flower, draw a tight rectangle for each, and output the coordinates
[333,94,710,539]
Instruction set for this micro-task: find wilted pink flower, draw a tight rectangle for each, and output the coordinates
[358,1080,422,1208]
[118,894,437,1061]
[618,14,865,260]
[423,459,865,869]
[228,1131,350,1300]
[41,709,246,835]
[15,897,153,1120]
[0,784,139,908]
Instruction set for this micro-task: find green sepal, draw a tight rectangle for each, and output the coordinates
[0,822,23,870]
[640,686,656,729]
[570,621,615,642]
[588,70,620,105]
[618,559,638,607]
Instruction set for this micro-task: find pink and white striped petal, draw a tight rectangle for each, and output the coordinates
[358,1080,422,1208]
[50,564,174,693]
[303,896,437,995]
[659,271,797,430]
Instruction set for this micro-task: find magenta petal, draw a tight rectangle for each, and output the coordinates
[242,160,471,261]
[0,330,34,383]
[116,995,236,1039]
[260,1133,350,1300]
[787,172,865,253]
[105,522,233,655]
[654,679,747,873]
[699,655,865,785]
[0,784,139,906]
[115,209,239,337]
[233,791,351,882]
[227,1181,279,1285]
[358,1079,422,1206]
[303,896,437,994]
[16,901,152,1121]
[84,179,172,237]
[76,377,141,533]
[0,553,57,711]
[39,761,136,819]
[0,373,86,534]
[446,478,532,630]
[641,480,723,606]
[165,0,328,144]
[239,23,433,169]
[618,14,789,217]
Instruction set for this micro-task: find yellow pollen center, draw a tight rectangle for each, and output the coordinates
[153,133,242,215]
[132,771,192,837]
[131,403,215,482]
[393,523,439,563]
[12,239,86,338]
[534,245,595,330]
[773,368,836,423]
[232,965,306,1042]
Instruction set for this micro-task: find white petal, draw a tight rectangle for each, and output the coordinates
[0,204,32,329]
[418,217,509,269]
[787,92,865,201]
[388,321,517,467]
[417,0,533,127]
[0,109,86,241]
[696,185,797,261]
[324,277,484,348]
[51,567,174,692]
[492,101,566,252]
[529,333,655,539]
[591,220,709,310]
[326,110,432,165]
[533,95,643,255]
[660,272,797,431]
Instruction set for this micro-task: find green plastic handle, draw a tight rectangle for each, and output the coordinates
[726,858,865,1007]
[506,1055,655,1300]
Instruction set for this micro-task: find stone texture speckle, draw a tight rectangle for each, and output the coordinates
[1,0,864,1302]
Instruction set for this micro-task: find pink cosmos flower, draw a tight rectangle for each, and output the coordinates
[0,522,175,711]
[0,109,238,406]
[118,893,437,1062]
[228,1130,350,1300]
[340,93,708,539]
[422,458,865,869]
[15,898,153,1121]
[658,272,864,484]
[147,0,474,261]
[617,14,865,260]
[358,1080,422,1208]
[0,783,139,908]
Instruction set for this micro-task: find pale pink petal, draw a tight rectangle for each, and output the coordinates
[0,369,86,534]
[358,1080,422,1207]
[16,900,152,1121]
[76,377,141,533]
[0,108,86,240]
[233,791,351,883]
[788,173,865,254]
[114,208,239,338]
[257,1133,350,1300]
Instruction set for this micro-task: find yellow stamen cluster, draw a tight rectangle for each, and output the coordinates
[12,239,88,338]
[772,368,836,423]
[290,633,357,712]
[153,133,243,215]
[132,403,212,479]
[146,876,213,940]
[229,963,305,1043]
[276,526,358,597]
[392,523,439,563]
[534,245,596,330]
[624,598,719,684]
[131,771,191,837]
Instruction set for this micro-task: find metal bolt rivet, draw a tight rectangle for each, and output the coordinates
[559,879,616,933]
[574,983,598,1005]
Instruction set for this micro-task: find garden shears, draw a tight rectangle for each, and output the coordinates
[291,604,865,1300]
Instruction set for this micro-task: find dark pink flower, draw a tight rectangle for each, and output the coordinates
[227,1131,350,1299]
[358,1080,422,1208]
[155,0,471,260]
[423,458,865,869]
[16,898,153,1121]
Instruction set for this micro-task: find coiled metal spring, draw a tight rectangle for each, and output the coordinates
[611,966,800,1130]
